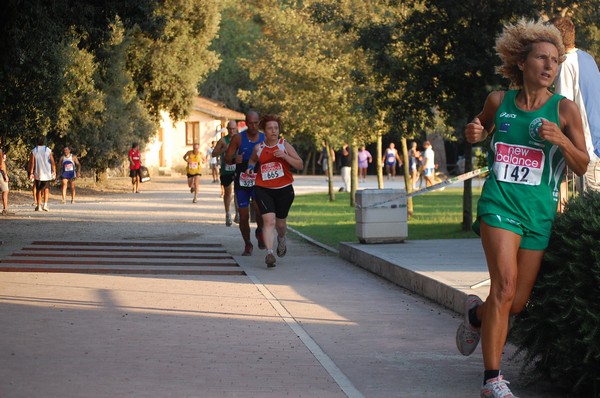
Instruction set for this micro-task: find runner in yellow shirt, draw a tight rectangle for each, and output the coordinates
[183,143,204,204]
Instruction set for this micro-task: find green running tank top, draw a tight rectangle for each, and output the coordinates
[476,90,565,235]
[219,135,236,176]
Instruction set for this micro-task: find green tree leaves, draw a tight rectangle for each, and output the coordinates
[130,0,221,123]
[0,0,221,175]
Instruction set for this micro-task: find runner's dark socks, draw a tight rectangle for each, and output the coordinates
[484,370,500,384]
[469,306,482,328]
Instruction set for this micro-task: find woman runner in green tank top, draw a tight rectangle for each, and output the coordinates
[455,19,588,398]
[474,89,566,248]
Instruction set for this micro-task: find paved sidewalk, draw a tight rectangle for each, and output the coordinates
[0,175,566,398]
[339,239,490,314]
[295,174,491,313]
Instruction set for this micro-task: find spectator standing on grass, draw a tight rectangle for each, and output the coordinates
[456,19,588,398]
[550,16,600,193]
[212,120,239,226]
[58,146,81,204]
[408,141,421,191]
[339,142,351,192]
[382,142,401,180]
[225,111,265,256]
[421,140,436,187]
[129,143,142,194]
[408,141,421,190]
[317,143,335,180]
[245,115,303,268]
[29,136,56,212]
[357,145,372,183]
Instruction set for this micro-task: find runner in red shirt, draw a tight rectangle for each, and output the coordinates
[245,115,303,268]
[129,143,142,193]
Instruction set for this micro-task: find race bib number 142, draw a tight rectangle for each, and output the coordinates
[493,142,545,186]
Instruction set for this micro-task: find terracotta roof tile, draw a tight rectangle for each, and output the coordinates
[192,97,245,120]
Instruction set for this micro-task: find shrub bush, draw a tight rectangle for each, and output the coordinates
[511,190,600,397]
[6,158,33,191]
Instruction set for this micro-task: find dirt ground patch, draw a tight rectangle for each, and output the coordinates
[8,177,133,207]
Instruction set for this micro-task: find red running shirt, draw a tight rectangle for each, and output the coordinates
[255,139,294,189]
[129,149,141,170]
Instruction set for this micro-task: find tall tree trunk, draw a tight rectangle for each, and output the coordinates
[376,133,384,189]
[400,137,414,217]
[462,143,473,230]
[304,151,312,175]
[326,142,335,201]
[351,142,358,207]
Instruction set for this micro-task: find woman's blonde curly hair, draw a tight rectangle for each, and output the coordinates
[495,18,565,88]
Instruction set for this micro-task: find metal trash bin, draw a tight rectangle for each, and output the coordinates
[355,189,408,243]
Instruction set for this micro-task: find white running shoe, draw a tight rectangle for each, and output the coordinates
[456,294,483,356]
[480,375,517,398]
[265,252,276,268]
[42,204,49,212]
[225,213,232,227]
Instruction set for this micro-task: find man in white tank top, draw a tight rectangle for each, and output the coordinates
[29,137,56,212]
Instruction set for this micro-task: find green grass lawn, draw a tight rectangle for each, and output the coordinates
[288,187,482,249]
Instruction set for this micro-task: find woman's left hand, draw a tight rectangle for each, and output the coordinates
[538,118,565,146]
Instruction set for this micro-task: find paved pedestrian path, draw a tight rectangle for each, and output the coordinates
[0,175,565,397]
[0,240,243,275]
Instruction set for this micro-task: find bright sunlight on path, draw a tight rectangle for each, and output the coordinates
[0,175,563,398]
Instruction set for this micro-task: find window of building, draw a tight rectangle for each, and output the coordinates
[185,122,200,145]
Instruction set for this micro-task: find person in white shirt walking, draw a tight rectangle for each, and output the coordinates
[421,140,436,187]
[29,137,56,212]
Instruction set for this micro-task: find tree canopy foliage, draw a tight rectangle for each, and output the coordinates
[1,0,597,186]
[200,0,597,149]
[0,0,221,175]
[198,0,262,112]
